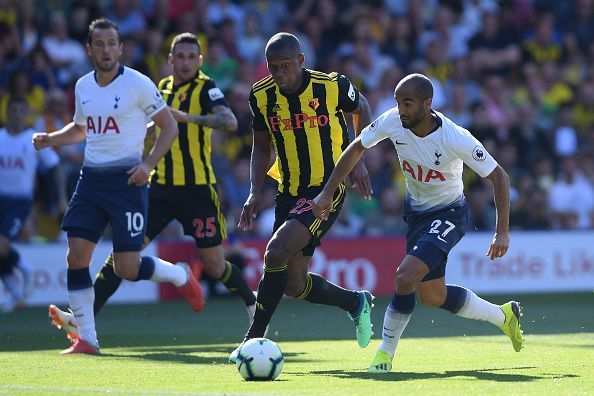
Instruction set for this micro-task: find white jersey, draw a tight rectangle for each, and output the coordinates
[0,127,60,198]
[73,65,166,167]
[360,108,497,213]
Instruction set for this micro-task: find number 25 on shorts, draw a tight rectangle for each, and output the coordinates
[193,217,216,238]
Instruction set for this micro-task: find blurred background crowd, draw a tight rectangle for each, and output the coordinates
[1,0,594,245]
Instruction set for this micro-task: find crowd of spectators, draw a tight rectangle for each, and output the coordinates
[1,0,594,244]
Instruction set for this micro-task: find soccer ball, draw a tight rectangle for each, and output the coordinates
[236,338,284,381]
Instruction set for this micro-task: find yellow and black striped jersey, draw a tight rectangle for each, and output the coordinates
[151,70,228,186]
[250,69,360,196]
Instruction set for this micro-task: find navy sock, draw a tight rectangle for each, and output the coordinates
[136,256,156,281]
[67,268,93,291]
[439,285,468,314]
[390,292,416,314]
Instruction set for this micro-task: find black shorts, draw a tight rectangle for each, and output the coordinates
[273,184,346,257]
[405,202,468,282]
[147,183,227,248]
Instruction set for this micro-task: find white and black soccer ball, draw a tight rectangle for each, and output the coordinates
[236,338,284,381]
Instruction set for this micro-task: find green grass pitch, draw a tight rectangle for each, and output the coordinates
[0,292,592,395]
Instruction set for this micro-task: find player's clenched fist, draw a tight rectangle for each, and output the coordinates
[312,191,333,221]
[32,132,52,150]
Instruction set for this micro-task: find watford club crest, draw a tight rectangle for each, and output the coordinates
[178,92,187,102]
[309,98,320,111]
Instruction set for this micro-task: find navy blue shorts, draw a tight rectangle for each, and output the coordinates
[405,202,468,282]
[61,167,148,252]
[0,196,32,241]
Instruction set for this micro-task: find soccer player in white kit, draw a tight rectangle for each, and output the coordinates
[313,74,524,373]
[0,97,62,313]
[33,18,203,355]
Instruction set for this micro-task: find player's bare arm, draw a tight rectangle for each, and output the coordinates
[484,164,511,260]
[313,136,367,220]
[128,107,179,185]
[32,122,87,150]
[346,93,373,199]
[170,105,238,132]
[238,129,272,231]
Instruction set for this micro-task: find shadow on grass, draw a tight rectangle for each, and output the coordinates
[101,346,311,365]
[305,366,579,382]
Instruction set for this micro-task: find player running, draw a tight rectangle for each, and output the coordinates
[229,32,375,363]
[33,18,203,355]
[48,32,259,344]
[313,73,524,373]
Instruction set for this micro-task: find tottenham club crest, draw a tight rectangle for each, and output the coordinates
[309,98,320,111]
[472,145,486,162]
[434,148,442,165]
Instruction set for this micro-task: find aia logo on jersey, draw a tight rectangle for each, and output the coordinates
[309,98,320,111]
[87,116,121,134]
[402,160,445,182]
[268,113,329,132]
[0,155,25,170]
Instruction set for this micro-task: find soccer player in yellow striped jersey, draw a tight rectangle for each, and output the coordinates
[229,33,375,363]
[49,33,259,343]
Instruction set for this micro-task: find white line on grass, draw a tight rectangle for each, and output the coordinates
[0,386,272,396]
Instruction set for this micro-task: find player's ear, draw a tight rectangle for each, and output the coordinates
[86,43,93,57]
[167,52,174,65]
[298,53,304,66]
[197,54,204,68]
[424,97,433,109]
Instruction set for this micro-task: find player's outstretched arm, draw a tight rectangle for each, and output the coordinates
[347,93,373,199]
[485,164,511,260]
[238,129,271,231]
[32,122,87,150]
[313,136,367,220]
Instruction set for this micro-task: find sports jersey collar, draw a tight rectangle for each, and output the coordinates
[93,64,124,86]
[172,70,201,90]
[279,68,311,97]
[428,111,442,134]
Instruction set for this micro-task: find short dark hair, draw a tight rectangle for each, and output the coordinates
[170,32,201,53]
[395,73,434,100]
[7,95,28,108]
[265,32,301,59]
[87,18,121,45]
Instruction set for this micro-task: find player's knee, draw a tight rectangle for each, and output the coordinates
[66,250,90,268]
[264,243,289,269]
[395,267,423,289]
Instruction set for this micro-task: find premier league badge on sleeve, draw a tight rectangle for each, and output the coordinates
[472,145,486,161]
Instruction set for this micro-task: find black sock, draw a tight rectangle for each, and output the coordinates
[220,261,256,306]
[299,273,359,312]
[93,253,122,315]
[246,266,288,339]
[0,247,19,276]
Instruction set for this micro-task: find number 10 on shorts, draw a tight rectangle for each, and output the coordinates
[126,211,144,234]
